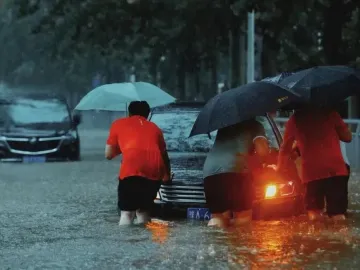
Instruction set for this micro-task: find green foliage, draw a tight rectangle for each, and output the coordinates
[3,0,360,97]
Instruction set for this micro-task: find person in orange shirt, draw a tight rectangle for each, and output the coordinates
[105,101,171,225]
[277,106,352,221]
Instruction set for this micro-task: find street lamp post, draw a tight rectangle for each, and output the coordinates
[247,11,255,83]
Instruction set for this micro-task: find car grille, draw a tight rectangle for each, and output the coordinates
[159,185,206,204]
[159,184,266,204]
[7,140,60,152]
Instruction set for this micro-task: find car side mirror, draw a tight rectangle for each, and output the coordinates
[72,114,82,127]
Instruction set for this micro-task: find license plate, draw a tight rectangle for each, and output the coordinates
[23,156,46,163]
[187,208,211,220]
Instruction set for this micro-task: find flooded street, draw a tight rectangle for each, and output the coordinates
[1,131,360,269]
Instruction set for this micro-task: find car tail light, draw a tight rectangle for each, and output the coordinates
[264,181,295,199]
[265,185,277,198]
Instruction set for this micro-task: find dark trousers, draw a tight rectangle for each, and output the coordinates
[117,176,160,211]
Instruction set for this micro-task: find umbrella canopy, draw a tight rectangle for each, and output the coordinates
[278,65,360,106]
[75,82,176,111]
[262,72,293,84]
[189,81,303,137]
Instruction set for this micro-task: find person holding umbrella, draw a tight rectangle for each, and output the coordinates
[203,119,270,227]
[189,81,303,227]
[277,106,352,221]
[105,101,171,225]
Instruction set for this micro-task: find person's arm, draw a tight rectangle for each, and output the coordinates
[252,121,270,159]
[332,111,352,142]
[277,116,296,171]
[158,130,171,181]
[105,122,121,160]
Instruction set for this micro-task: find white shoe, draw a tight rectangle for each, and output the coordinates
[119,211,135,225]
[136,210,151,224]
[207,215,230,228]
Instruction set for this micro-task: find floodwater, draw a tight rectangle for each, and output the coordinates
[1,136,360,269]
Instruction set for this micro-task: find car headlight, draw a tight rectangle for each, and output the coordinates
[264,181,295,199]
[0,136,6,141]
[155,192,161,200]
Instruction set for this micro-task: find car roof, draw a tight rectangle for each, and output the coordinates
[151,102,205,113]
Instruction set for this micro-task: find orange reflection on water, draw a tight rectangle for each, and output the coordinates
[222,219,358,268]
[146,220,170,244]
[225,221,294,268]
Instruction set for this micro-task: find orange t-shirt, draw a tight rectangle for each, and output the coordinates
[278,110,348,183]
[106,115,168,181]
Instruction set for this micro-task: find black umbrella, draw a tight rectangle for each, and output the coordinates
[189,81,303,137]
[278,65,360,106]
[262,72,294,84]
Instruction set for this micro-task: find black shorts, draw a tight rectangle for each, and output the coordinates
[305,175,349,216]
[117,176,161,211]
[204,172,252,214]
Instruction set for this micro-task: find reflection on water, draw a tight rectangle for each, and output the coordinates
[210,217,360,269]
[146,220,170,244]
[2,165,360,269]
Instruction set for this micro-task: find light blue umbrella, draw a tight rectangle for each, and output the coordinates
[75,82,176,111]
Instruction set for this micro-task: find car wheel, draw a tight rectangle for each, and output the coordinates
[68,146,81,161]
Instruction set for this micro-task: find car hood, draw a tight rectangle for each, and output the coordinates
[169,152,206,185]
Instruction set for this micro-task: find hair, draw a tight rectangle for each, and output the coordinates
[128,101,150,118]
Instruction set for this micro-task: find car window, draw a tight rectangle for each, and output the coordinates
[0,98,71,130]
[151,110,279,152]
[256,116,280,149]
[151,111,216,152]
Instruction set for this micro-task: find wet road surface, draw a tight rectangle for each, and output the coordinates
[1,130,360,269]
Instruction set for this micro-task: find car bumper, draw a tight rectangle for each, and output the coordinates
[0,140,79,162]
[154,195,304,219]
[253,195,304,220]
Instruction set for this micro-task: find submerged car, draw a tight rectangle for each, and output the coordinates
[150,102,304,220]
[0,93,81,162]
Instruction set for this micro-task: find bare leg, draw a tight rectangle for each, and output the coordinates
[330,214,346,221]
[308,210,323,221]
[119,211,135,225]
[136,209,151,224]
[233,210,252,226]
[208,212,230,227]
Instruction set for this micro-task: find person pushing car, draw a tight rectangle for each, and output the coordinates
[105,101,171,225]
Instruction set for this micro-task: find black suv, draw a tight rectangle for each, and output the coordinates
[0,92,81,162]
[150,102,304,220]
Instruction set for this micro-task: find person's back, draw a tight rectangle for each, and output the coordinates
[278,107,352,221]
[292,108,347,180]
[112,116,167,180]
[203,119,264,177]
[105,101,170,225]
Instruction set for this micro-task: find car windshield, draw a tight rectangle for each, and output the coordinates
[0,98,71,130]
[151,110,279,152]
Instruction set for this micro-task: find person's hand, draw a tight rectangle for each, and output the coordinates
[162,172,173,183]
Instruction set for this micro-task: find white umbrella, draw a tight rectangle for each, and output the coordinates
[75,82,176,111]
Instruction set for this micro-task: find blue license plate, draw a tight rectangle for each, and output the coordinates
[187,208,211,220]
[23,156,46,163]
